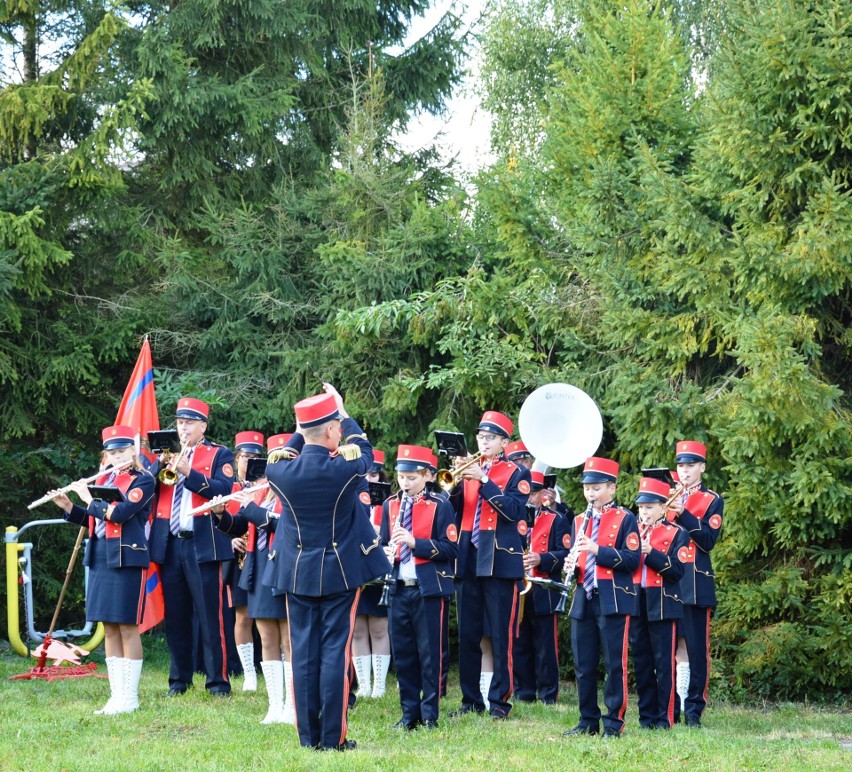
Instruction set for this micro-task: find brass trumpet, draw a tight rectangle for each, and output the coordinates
[436,452,485,492]
[158,441,191,486]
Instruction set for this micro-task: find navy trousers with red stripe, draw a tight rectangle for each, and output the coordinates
[287,589,359,749]
[513,611,560,703]
[457,575,518,717]
[389,588,445,723]
[570,593,629,734]
[630,593,677,728]
[675,604,712,723]
[160,536,230,693]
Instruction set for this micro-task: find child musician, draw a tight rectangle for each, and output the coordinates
[564,457,640,739]
[381,444,458,730]
[630,477,688,729]
[514,470,571,704]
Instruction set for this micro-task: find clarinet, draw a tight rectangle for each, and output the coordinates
[378,498,404,607]
[562,503,593,584]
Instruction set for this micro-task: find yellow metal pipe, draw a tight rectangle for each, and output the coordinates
[6,526,28,656]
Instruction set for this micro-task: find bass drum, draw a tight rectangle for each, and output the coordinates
[518,383,603,469]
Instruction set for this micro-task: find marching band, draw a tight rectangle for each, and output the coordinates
[40,383,723,749]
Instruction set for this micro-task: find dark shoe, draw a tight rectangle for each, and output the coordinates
[490,710,510,720]
[515,694,536,703]
[331,739,357,752]
[540,699,557,706]
[686,717,702,728]
[449,704,485,717]
[563,724,599,737]
[391,718,420,731]
[208,689,231,698]
[420,719,439,730]
[165,687,186,698]
[602,728,622,738]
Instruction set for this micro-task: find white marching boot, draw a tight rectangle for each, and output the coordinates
[353,655,372,698]
[676,662,690,716]
[282,659,296,724]
[480,671,493,711]
[371,654,391,698]
[260,660,286,724]
[120,659,143,713]
[95,657,124,715]
[237,642,257,692]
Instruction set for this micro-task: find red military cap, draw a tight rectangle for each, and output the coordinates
[395,444,432,471]
[479,410,514,438]
[505,441,531,461]
[675,440,707,463]
[580,456,619,483]
[371,449,386,472]
[102,425,135,450]
[234,431,264,454]
[530,470,545,490]
[267,433,293,451]
[428,452,439,472]
[294,393,341,428]
[635,476,670,503]
[175,397,210,421]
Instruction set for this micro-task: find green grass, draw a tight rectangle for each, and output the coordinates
[1,636,849,770]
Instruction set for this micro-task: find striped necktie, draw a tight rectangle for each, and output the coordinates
[471,461,491,548]
[169,447,194,535]
[94,471,117,539]
[583,513,601,599]
[255,498,276,552]
[398,495,414,565]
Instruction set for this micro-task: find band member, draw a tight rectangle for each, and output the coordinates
[670,440,723,727]
[425,452,452,699]
[514,471,570,704]
[381,444,458,730]
[505,441,533,470]
[148,398,236,697]
[266,384,391,751]
[49,425,156,714]
[352,449,392,699]
[450,411,531,720]
[630,477,688,729]
[228,430,265,692]
[564,457,640,738]
[215,434,294,723]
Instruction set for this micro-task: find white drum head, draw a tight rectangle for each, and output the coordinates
[518,383,603,469]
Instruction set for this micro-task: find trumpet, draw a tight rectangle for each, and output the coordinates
[436,452,485,492]
[28,463,132,510]
[158,439,191,486]
[185,482,270,518]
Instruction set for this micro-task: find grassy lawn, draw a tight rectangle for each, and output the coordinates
[1,636,849,771]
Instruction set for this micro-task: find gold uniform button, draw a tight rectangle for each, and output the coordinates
[132,543,137,548]
[333,543,338,548]
[606,570,612,575]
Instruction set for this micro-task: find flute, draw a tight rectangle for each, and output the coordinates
[28,463,132,510]
[186,482,270,517]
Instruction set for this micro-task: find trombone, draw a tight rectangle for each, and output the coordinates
[436,453,485,492]
[27,463,132,510]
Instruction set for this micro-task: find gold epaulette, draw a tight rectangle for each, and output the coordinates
[268,448,297,464]
[345,433,367,443]
[338,444,362,461]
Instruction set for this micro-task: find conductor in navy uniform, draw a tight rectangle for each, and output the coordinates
[266,384,391,751]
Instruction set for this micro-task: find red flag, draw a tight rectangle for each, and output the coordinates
[138,564,165,634]
[117,337,165,632]
[115,337,160,462]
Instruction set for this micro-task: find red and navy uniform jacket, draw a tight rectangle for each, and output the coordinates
[379,491,458,598]
[568,504,641,619]
[527,505,571,615]
[66,468,156,569]
[265,418,391,597]
[674,485,723,608]
[217,486,281,592]
[149,439,236,564]
[632,521,689,621]
[451,456,531,579]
